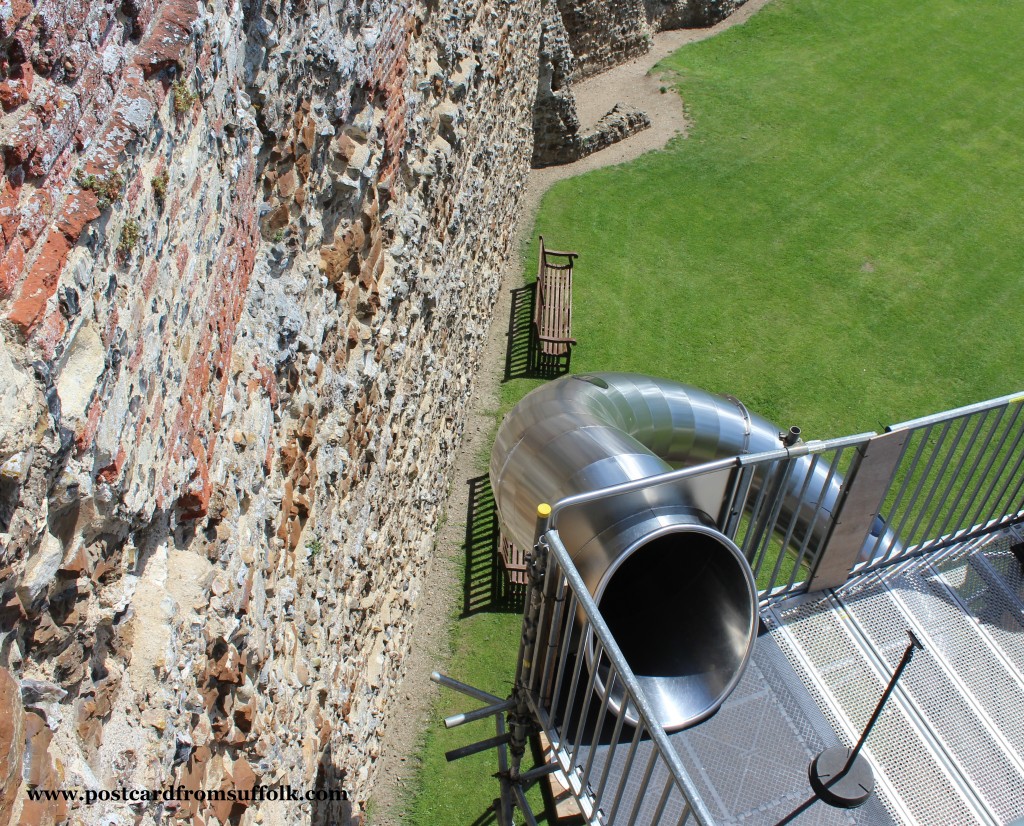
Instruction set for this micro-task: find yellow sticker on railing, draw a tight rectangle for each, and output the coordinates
[1010,393,1024,405]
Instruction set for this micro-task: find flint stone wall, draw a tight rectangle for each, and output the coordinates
[531,0,745,166]
[644,0,749,31]
[555,0,653,81]
[550,0,748,81]
[532,0,584,167]
[0,0,538,822]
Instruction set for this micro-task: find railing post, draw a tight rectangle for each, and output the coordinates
[721,462,754,539]
[749,456,795,562]
[508,504,552,783]
[809,431,907,590]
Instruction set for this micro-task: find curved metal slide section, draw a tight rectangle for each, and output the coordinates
[489,373,888,730]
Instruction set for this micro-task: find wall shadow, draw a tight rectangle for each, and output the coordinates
[503,284,536,382]
[310,746,355,825]
[463,474,526,616]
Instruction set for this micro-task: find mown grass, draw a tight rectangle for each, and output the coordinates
[405,608,529,824]
[407,0,1024,821]
[529,0,1024,439]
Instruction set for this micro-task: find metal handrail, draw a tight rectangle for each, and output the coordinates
[886,391,1024,432]
[546,432,878,527]
[545,389,1024,601]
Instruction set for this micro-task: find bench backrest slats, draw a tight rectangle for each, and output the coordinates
[534,236,578,359]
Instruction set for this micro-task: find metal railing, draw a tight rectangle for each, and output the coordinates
[544,390,1024,600]
[856,391,1024,571]
[516,527,716,825]
[437,390,1024,824]
[714,433,872,600]
[544,431,875,603]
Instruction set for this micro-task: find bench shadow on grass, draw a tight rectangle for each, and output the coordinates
[503,284,535,382]
[504,282,574,381]
[463,474,526,616]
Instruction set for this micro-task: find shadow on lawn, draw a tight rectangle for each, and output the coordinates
[463,474,525,616]
[503,284,535,382]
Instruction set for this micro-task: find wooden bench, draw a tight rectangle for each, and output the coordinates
[532,236,578,374]
[499,533,529,588]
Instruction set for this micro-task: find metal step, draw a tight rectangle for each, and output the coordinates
[938,530,1024,680]
[767,531,1024,826]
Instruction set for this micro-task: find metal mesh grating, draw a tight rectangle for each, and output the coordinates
[671,656,855,825]
[884,559,1024,772]
[570,642,892,824]
[934,539,1024,682]
[770,593,984,825]
[839,570,1024,822]
[976,532,1024,609]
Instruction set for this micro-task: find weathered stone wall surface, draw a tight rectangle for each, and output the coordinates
[532,0,583,167]
[644,0,748,30]
[546,0,747,84]
[531,0,747,167]
[533,0,655,168]
[0,0,538,822]
[555,0,653,81]
[579,104,652,158]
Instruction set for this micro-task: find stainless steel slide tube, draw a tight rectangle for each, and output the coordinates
[490,373,885,731]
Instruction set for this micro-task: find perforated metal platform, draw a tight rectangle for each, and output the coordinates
[767,528,1024,826]
[569,631,897,824]
[547,529,1024,824]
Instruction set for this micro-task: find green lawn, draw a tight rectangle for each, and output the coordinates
[404,608,529,824]
[407,0,1024,821]
[532,0,1024,440]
